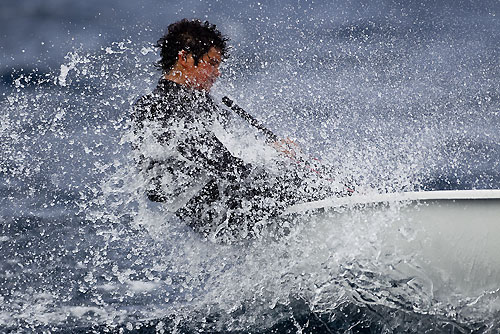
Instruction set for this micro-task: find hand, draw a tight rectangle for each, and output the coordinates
[272,137,302,160]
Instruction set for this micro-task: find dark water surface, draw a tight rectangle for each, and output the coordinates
[1,0,500,333]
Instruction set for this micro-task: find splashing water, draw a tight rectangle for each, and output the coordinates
[1,6,500,333]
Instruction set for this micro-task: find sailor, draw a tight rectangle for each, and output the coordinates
[132,19,331,241]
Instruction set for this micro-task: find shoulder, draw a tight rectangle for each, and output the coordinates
[133,91,164,112]
[132,82,177,124]
[131,92,158,125]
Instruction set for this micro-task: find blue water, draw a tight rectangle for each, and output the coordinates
[1,0,500,332]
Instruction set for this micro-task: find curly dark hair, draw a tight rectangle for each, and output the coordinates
[156,19,229,73]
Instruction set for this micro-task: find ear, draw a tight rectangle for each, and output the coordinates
[177,50,195,68]
[177,50,188,63]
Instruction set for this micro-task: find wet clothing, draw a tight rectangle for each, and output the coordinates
[132,79,302,240]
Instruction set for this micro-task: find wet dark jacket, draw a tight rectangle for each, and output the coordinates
[132,79,299,240]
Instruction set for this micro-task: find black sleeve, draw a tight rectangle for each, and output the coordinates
[176,130,252,181]
[177,126,306,206]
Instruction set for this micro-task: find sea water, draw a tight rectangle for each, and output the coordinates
[1,0,500,332]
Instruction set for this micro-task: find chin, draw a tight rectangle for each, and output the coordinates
[202,83,214,92]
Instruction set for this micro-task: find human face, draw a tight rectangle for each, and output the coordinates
[186,47,222,91]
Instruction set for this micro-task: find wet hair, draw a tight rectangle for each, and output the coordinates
[156,19,229,73]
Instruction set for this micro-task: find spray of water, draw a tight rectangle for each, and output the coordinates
[1,13,500,333]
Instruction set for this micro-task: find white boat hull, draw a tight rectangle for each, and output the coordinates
[287,190,500,295]
[398,198,500,294]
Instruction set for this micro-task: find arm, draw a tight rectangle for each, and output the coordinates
[176,130,252,181]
